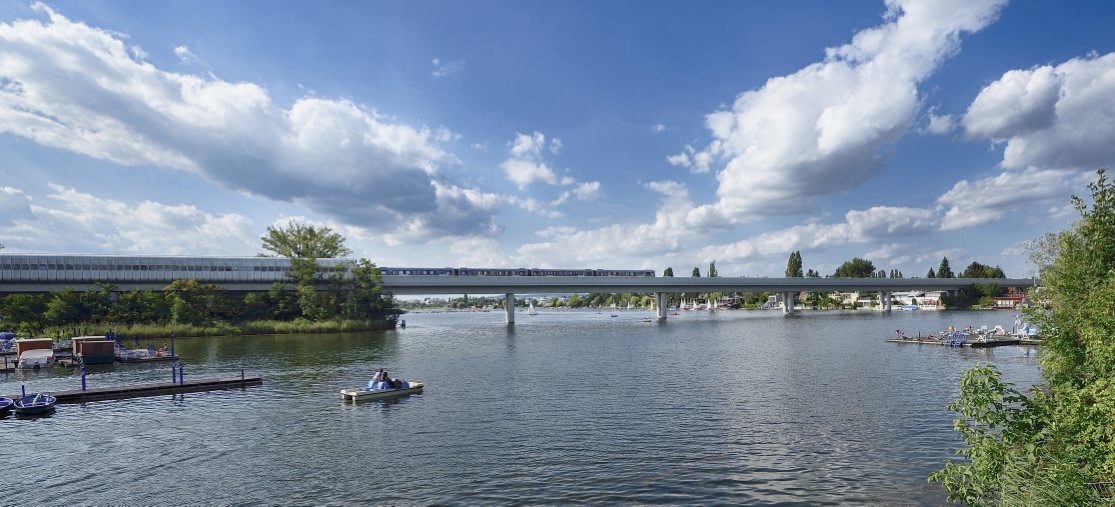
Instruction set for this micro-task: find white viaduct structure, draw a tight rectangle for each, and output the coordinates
[0,253,1036,323]
[380,275,1037,323]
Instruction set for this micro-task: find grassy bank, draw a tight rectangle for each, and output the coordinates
[37,318,397,340]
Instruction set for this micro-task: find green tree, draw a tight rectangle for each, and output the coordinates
[931,169,1115,504]
[785,251,804,277]
[0,293,50,335]
[927,267,936,278]
[805,269,820,277]
[833,257,876,278]
[937,257,954,278]
[260,220,352,259]
[663,267,674,277]
[691,267,701,277]
[708,260,718,278]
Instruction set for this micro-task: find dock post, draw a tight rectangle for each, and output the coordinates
[22,384,26,397]
[81,366,86,391]
[172,360,177,383]
[179,363,184,386]
[170,331,175,359]
[505,293,515,324]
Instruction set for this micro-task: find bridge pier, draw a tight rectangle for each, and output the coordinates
[782,291,795,315]
[656,292,667,320]
[505,293,515,324]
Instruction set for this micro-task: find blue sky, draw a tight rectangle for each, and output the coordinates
[2,0,1114,278]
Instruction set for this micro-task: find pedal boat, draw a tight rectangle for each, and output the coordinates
[340,380,423,402]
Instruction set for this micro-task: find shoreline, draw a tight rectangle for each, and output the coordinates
[19,318,398,341]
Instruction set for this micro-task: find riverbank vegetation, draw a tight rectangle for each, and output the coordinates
[929,169,1115,505]
[0,222,399,338]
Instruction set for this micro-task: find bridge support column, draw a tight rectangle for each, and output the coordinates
[788,291,795,315]
[656,292,667,320]
[505,293,515,324]
[783,292,795,315]
[885,291,892,312]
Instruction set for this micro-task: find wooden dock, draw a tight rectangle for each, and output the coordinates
[2,375,263,404]
[884,337,1035,348]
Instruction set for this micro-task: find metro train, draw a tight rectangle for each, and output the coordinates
[380,267,656,277]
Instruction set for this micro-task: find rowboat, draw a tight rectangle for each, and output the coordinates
[0,397,13,416]
[14,393,56,415]
[340,380,423,402]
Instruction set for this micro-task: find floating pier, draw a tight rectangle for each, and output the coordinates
[884,337,1039,348]
[2,375,262,404]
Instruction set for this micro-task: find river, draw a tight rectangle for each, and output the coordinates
[2,309,1040,505]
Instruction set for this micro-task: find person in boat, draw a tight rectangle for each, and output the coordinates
[371,368,385,382]
[157,343,169,356]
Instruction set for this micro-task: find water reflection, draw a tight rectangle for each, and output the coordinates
[1,310,1039,505]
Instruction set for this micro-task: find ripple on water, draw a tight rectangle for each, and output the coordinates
[1,310,1039,505]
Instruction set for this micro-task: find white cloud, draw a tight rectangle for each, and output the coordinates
[691,205,941,265]
[673,0,1006,221]
[0,184,256,254]
[432,58,465,78]
[0,5,496,243]
[173,45,200,65]
[936,168,1072,230]
[962,52,1115,172]
[924,108,956,134]
[502,158,561,189]
[500,132,600,208]
[572,181,600,200]
[653,124,666,133]
[130,45,146,60]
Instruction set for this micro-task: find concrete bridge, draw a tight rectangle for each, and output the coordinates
[0,253,1035,323]
[380,275,1037,323]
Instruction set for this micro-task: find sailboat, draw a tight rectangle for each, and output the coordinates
[610,303,618,317]
[529,300,538,316]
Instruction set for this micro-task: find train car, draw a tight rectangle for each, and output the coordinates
[379,267,456,276]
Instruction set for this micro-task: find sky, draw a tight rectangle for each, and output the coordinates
[1,0,1114,278]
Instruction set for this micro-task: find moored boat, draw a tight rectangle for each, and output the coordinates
[14,393,56,415]
[0,397,13,415]
[18,349,55,369]
[340,379,423,402]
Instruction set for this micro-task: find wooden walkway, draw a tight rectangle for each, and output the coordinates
[2,375,263,404]
[884,337,1039,348]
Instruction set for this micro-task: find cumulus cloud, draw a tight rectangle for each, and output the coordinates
[936,167,1072,230]
[0,184,256,254]
[500,132,600,213]
[173,45,200,65]
[924,107,956,134]
[0,4,497,243]
[694,205,942,263]
[672,0,1006,221]
[962,52,1115,172]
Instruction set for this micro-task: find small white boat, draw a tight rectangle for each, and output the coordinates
[18,349,55,369]
[340,380,424,402]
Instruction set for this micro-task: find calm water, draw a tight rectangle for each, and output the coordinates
[2,309,1040,505]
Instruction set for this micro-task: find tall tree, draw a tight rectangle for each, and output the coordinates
[691,267,701,277]
[663,267,674,277]
[708,260,718,278]
[927,267,936,278]
[805,269,820,278]
[833,257,876,278]
[785,251,804,277]
[937,257,954,278]
[931,169,1115,504]
[260,220,352,259]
